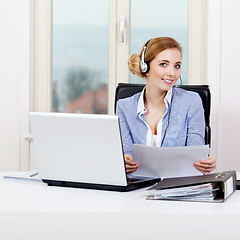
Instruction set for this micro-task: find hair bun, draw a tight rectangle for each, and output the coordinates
[128,54,145,78]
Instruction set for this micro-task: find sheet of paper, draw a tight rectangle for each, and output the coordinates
[146,183,216,201]
[2,171,42,182]
[132,144,210,178]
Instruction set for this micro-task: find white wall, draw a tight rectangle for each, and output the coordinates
[0,0,20,170]
[0,0,31,171]
[218,0,240,171]
[0,0,239,172]
[208,0,240,172]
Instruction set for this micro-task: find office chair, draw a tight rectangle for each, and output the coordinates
[114,83,211,145]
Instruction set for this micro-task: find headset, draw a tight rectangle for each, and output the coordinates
[140,39,183,145]
[140,39,152,73]
[161,78,184,146]
[160,87,174,146]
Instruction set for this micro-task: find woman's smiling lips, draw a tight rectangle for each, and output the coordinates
[162,78,174,84]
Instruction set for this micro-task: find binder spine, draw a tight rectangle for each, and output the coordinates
[224,176,234,199]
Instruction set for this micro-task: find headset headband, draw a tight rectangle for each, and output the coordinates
[141,39,152,73]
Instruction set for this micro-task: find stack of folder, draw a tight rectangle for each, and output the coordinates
[146,171,237,202]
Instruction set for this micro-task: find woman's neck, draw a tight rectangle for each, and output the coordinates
[145,85,167,107]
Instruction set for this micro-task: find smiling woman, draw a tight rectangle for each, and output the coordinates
[146,47,181,98]
[116,37,216,175]
[130,0,188,84]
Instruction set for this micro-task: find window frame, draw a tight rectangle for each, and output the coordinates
[33,0,207,114]
[29,0,208,169]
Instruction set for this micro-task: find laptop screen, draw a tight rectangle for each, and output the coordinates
[30,112,127,186]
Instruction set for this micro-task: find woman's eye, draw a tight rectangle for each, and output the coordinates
[160,63,167,67]
[175,64,181,69]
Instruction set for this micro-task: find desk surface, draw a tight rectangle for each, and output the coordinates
[1,175,240,240]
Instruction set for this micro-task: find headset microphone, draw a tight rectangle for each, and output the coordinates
[180,76,183,85]
[140,39,151,73]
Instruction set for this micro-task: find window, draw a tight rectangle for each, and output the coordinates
[33,0,206,115]
[52,0,109,114]
[30,0,207,170]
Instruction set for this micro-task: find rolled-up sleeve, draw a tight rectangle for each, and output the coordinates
[186,93,205,146]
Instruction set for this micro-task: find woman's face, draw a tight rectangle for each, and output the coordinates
[146,47,182,92]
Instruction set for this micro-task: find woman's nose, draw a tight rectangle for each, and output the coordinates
[166,66,175,76]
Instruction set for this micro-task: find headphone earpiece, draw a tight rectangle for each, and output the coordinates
[140,39,151,73]
[140,60,149,73]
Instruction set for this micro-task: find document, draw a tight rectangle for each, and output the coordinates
[146,183,218,201]
[132,144,210,178]
[2,171,41,182]
[146,171,237,202]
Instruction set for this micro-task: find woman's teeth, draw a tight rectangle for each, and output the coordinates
[162,78,173,84]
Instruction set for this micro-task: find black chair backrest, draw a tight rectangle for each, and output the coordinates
[115,83,211,145]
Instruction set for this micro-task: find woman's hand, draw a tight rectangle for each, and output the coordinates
[194,157,216,174]
[124,154,139,174]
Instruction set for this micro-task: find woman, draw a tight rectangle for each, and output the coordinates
[116,37,216,175]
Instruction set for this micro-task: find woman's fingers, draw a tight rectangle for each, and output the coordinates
[126,169,137,174]
[126,165,138,174]
[124,154,138,166]
[195,165,215,174]
[126,164,138,170]
[199,157,216,165]
[194,157,216,174]
[124,154,138,174]
[194,162,216,169]
[125,158,136,166]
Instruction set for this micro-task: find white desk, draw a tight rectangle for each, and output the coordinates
[0,175,240,240]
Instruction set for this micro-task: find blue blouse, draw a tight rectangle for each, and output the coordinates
[116,87,205,155]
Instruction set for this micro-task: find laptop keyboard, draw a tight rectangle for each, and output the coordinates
[127,176,146,183]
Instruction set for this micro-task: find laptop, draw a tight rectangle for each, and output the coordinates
[29,112,160,192]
